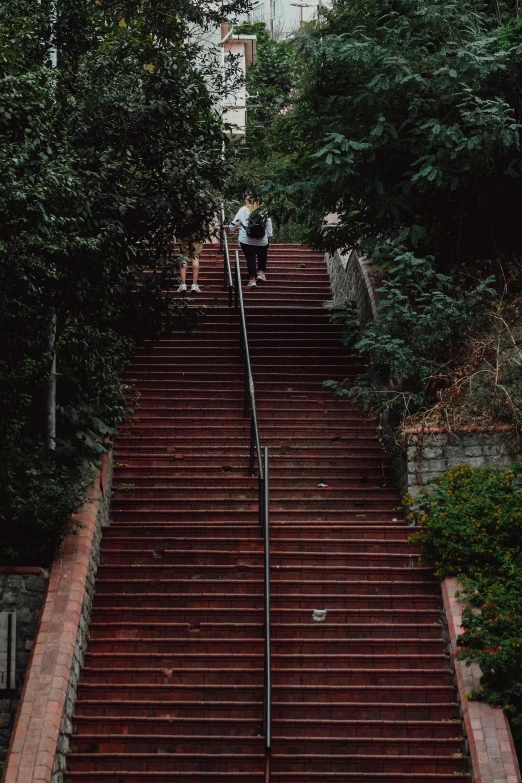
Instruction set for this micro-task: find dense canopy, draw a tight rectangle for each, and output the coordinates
[0,0,247,563]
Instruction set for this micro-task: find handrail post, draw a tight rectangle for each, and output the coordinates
[263,446,271,781]
[245,364,250,418]
[220,206,234,307]
[224,240,232,307]
[250,414,256,476]
[265,752,271,783]
[234,253,239,310]
[239,323,245,361]
[221,212,227,290]
[259,473,264,529]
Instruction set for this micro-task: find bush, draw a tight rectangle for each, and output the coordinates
[411,462,522,752]
[272,219,306,244]
[324,255,495,419]
[0,0,242,565]
[247,0,522,427]
[0,445,89,565]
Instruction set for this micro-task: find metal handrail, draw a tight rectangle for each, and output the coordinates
[262,445,272,782]
[235,251,263,480]
[220,206,234,308]
[230,248,271,780]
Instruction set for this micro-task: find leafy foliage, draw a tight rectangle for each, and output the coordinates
[325,255,495,417]
[245,0,522,418]
[225,21,307,240]
[232,21,297,162]
[0,0,247,564]
[410,463,522,579]
[285,0,522,260]
[402,293,522,429]
[411,462,522,753]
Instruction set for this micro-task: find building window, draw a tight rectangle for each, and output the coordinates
[251,2,265,22]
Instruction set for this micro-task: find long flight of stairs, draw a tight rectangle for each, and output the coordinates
[66,244,469,782]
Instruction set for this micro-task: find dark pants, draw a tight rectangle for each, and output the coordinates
[240,242,268,278]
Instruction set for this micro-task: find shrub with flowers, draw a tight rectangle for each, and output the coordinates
[411,462,522,752]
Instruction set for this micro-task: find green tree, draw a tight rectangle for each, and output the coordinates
[0,0,247,564]
[225,21,308,239]
[254,0,522,418]
[233,21,297,159]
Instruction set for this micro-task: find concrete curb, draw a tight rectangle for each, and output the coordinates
[2,453,111,783]
[442,577,521,783]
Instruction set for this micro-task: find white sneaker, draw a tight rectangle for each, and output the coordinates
[191,283,202,293]
[257,272,267,282]
[177,283,187,292]
[246,280,257,287]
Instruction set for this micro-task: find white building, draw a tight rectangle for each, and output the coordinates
[218,0,330,140]
[247,0,327,40]
[220,23,257,141]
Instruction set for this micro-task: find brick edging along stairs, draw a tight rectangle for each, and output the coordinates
[65,245,470,781]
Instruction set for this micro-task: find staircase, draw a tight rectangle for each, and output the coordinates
[66,244,469,782]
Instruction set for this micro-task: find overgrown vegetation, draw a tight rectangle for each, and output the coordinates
[411,463,522,753]
[225,21,307,241]
[239,0,522,422]
[403,294,522,429]
[0,0,247,564]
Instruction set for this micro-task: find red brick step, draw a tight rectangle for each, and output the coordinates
[66,243,468,783]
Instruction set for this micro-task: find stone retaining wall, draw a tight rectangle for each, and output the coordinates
[2,451,112,783]
[325,248,381,324]
[0,569,47,776]
[391,426,522,498]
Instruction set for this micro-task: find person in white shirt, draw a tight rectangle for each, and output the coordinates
[228,195,273,287]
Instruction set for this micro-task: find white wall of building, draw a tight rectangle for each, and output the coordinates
[193,23,254,141]
[222,38,247,139]
[220,26,257,140]
[245,0,328,40]
[208,0,329,145]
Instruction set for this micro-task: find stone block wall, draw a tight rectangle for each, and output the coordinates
[393,427,522,498]
[0,568,47,775]
[325,248,381,325]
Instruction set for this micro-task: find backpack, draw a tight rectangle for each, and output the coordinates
[245,207,268,239]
